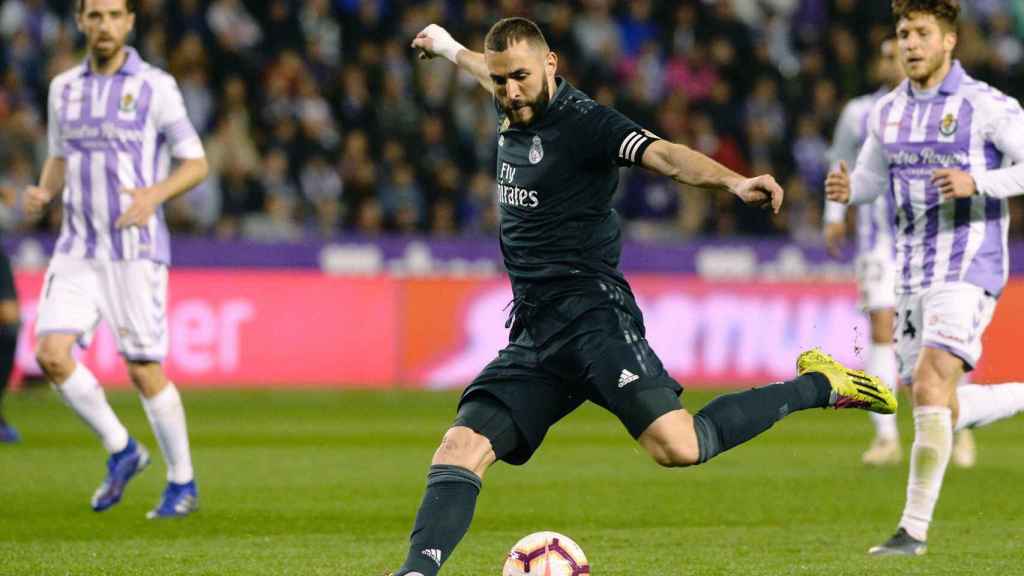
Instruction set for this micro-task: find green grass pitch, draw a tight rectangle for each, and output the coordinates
[1,388,1022,575]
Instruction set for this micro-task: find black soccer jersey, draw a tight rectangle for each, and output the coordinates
[493,78,659,296]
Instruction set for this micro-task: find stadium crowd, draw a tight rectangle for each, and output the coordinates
[1,0,1023,242]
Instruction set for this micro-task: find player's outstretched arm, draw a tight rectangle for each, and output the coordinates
[640,139,783,213]
[116,157,208,229]
[411,24,493,95]
[23,156,66,220]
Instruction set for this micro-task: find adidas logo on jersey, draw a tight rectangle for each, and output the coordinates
[421,548,442,567]
[618,369,639,388]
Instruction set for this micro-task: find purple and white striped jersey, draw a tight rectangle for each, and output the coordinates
[46,48,204,264]
[852,61,1024,297]
[825,89,895,256]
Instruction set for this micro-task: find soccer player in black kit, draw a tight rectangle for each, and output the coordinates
[388,18,898,576]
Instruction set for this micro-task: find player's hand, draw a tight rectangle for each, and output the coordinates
[411,24,461,62]
[824,221,847,258]
[116,186,161,229]
[932,168,976,201]
[733,174,784,214]
[825,161,851,204]
[23,186,54,220]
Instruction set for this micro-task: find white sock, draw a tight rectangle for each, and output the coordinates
[900,406,953,541]
[140,383,194,484]
[867,342,899,441]
[55,363,130,454]
[956,383,1024,431]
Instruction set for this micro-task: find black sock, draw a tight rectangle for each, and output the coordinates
[693,373,830,463]
[395,464,482,576]
[0,323,17,425]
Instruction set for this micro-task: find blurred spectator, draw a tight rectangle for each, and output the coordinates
[300,153,344,236]
[242,194,302,242]
[618,0,657,58]
[299,0,341,68]
[0,151,33,231]
[573,0,621,78]
[380,163,425,233]
[217,156,264,239]
[792,115,829,194]
[1,1,1023,242]
[207,0,263,53]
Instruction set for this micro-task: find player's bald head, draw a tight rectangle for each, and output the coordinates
[485,17,549,54]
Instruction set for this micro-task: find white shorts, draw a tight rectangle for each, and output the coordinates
[35,255,169,361]
[895,282,997,386]
[856,245,897,311]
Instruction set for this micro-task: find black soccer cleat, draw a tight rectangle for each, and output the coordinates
[868,527,927,556]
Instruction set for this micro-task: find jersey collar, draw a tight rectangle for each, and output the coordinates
[903,59,964,98]
[529,76,570,129]
[81,47,144,77]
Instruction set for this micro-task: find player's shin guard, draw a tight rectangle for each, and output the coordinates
[692,373,831,463]
[396,465,482,576]
[900,406,953,541]
[140,383,194,484]
[867,342,899,441]
[56,363,130,453]
[956,383,1024,430]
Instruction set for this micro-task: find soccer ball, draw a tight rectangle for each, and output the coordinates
[502,531,590,575]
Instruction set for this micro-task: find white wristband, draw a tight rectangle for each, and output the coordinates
[423,24,466,65]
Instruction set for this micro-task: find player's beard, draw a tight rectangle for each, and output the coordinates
[506,80,551,127]
[905,49,947,86]
[90,34,124,66]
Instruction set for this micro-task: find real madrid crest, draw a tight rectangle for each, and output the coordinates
[940,112,958,136]
[499,135,505,147]
[528,135,544,164]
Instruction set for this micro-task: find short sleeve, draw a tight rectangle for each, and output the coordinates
[154,74,204,160]
[575,102,659,167]
[47,79,65,158]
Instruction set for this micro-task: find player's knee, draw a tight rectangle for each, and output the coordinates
[869,310,893,344]
[35,338,73,378]
[0,300,19,325]
[432,426,494,469]
[126,361,167,398]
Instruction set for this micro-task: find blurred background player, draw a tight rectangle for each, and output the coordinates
[23,0,208,518]
[824,34,906,466]
[0,241,20,444]
[827,0,1024,556]
[388,18,896,576]
[824,34,977,467]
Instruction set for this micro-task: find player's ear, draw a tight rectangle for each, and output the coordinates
[943,29,957,53]
[545,51,558,76]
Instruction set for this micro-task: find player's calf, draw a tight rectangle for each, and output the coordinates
[912,348,962,408]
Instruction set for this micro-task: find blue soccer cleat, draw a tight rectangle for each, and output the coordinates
[91,438,150,512]
[0,423,19,443]
[147,480,198,519]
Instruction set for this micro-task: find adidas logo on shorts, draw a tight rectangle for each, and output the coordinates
[618,369,640,388]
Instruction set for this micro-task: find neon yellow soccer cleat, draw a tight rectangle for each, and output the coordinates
[797,348,897,414]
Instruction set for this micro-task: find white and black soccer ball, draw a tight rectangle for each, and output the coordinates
[502,531,590,575]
